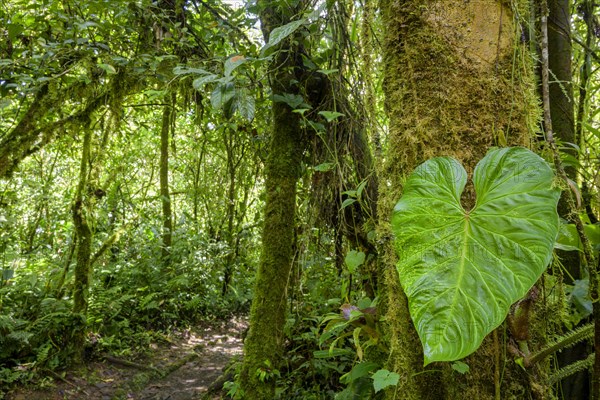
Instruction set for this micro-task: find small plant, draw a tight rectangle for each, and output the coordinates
[223,380,243,399]
[319,297,380,361]
[255,359,281,383]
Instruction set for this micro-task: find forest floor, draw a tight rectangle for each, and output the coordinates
[5,316,247,400]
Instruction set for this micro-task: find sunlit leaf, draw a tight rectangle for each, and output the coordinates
[224,55,246,77]
[392,147,560,364]
[98,63,117,75]
[261,19,306,55]
[372,369,399,393]
[318,111,345,122]
[345,250,365,274]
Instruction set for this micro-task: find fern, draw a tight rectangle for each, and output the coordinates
[527,322,594,366]
[7,330,33,344]
[39,297,70,314]
[0,315,15,331]
[549,353,595,385]
[36,342,52,364]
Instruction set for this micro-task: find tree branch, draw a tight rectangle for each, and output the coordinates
[191,0,253,47]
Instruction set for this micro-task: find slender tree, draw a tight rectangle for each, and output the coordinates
[71,125,93,364]
[546,1,589,397]
[160,93,175,265]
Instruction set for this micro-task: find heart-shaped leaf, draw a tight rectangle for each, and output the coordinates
[372,369,400,393]
[392,147,560,364]
[345,250,366,274]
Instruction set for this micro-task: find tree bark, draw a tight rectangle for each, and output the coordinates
[379,0,545,398]
[547,1,588,397]
[160,93,175,265]
[72,126,93,364]
[239,2,308,398]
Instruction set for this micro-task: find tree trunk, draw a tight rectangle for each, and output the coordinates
[547,1,588,397]
[72,126,93,364]
[222,127,240,295]
[160,93,175,265]
[239,2,307,398]
[379,1,545,398]
[548,0,579,279]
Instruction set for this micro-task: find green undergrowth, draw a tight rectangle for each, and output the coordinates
[0,231,253,394]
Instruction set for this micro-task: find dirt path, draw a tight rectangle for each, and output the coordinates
[6,317,247,400]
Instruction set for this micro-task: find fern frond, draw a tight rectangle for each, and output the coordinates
[549,353,594,385]
[527,322,593,365]
[7,330,34,344]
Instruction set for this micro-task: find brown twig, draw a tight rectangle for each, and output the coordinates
[43,368,90,396]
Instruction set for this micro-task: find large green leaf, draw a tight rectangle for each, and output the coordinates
[260,19,306,55]
[392,147,560,364]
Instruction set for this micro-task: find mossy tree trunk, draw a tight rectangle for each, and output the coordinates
[222,128,236,295]
[379,1,548,398]
[160,93,175,266]
[72,126,93,364]
[239,1,308,398]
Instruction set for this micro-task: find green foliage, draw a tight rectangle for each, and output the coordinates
[555,222,600,253]
[344,250,365,275]
[0,274,84,387]
[261,19,307,55]
[451,361,470,374]
[1,0,594,396]
[392,147,560,364]
[371,369,399,393]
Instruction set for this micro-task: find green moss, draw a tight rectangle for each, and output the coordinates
[239,98,303,399]
[378,0,545,398]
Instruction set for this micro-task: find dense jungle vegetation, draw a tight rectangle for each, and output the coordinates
[1,0,599,399]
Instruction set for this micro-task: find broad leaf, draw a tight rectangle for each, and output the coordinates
[273,93,307,109]
[211,83,235,110]
[98,63,117,75]
[230,89,255,121]
[318,111,345,122]
[192,74,218,90]
[173,66,210,76]
[224,55,246,77]
[392,147,560,364]
[314,162,335,172]
[313,348,353,358]
[555,223,600,252]
[345,250,365,274]
[340,361,379,384]
[261,19,306,54]
[451,361,470,374]
[372,369,399,393]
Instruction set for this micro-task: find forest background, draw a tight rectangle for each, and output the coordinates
[0,0,599,399]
